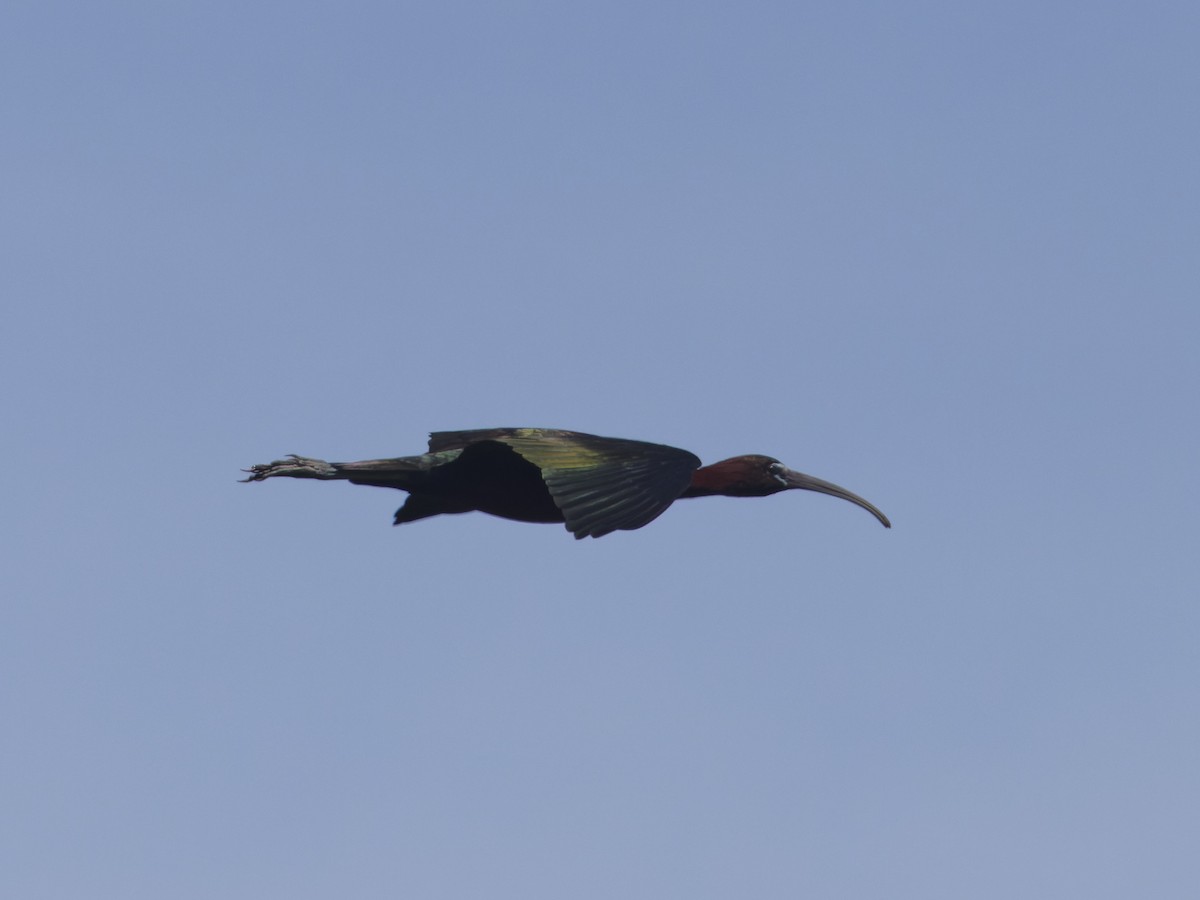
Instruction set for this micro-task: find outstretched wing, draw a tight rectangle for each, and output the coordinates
[427,428,528,453]
[431,428,700,539]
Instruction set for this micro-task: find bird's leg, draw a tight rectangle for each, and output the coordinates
[240,455,340,482]
[241,453,434,489]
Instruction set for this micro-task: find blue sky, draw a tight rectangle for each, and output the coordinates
[4,3,1198,897]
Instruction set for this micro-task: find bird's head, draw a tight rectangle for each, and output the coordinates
[688,454,891,527]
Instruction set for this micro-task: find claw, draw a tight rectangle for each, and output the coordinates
[239,456,338,482]
[238,464,272,483]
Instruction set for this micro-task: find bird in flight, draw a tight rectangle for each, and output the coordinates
[242,427,890,539]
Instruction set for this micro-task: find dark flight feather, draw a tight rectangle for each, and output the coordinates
[428,428,701,538]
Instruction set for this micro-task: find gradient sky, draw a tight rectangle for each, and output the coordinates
[4,3,1199,898]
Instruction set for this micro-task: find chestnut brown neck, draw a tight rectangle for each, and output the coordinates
[680,455,781,498]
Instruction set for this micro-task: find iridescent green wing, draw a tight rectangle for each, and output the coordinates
[427,428,528,453]
[486,428,702,539]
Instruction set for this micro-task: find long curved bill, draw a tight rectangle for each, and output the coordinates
[782,468,891,528]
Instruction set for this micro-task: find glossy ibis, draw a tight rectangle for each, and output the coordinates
[242,427,890,539]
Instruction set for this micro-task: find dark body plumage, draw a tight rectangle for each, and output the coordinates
[242,427,890,539]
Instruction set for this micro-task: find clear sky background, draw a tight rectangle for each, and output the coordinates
[4,3,1198,898]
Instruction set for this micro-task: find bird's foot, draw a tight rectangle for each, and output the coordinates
[239,455,338,482]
